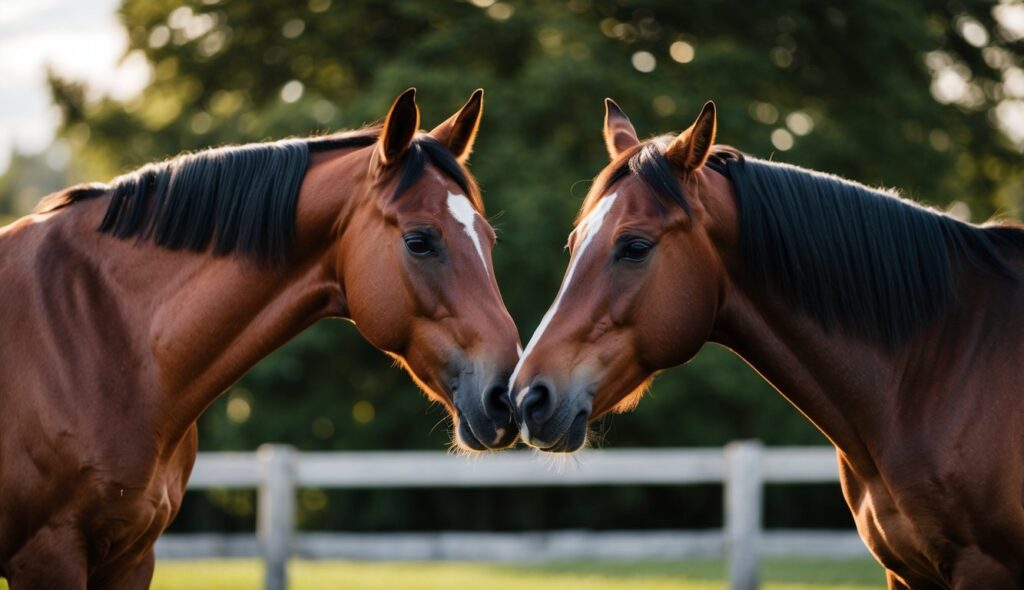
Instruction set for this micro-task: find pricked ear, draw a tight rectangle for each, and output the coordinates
[603,98,640,160]
[665,101,717,171]
[379,88,420,165]
[429,89,483,164]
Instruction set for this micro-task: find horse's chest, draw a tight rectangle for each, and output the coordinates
[853,487,936,572]
[839,465,957,585]
[84,464,189,563]
[81,430,198,567]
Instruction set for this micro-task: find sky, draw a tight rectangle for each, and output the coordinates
[0,0,150,173]
[0,1,1022,176]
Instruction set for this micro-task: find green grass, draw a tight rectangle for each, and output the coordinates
[0,558,887,589]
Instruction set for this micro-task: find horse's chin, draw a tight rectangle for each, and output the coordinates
[527,411,589,453]
[455,416,518,452]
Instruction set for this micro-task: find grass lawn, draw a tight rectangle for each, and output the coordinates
[1,558,885,589]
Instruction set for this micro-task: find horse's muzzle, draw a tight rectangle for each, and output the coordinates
[454,375,519,450]
[515,380,591,452]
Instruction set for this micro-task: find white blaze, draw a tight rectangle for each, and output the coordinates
[447,191,489,276]
[510,193,620,404]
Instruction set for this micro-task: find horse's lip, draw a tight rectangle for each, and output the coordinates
[537,436,581,453]
[456,418,490,451]
[534,411,588,453]
[457,409,517,451]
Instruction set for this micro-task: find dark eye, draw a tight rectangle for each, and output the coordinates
[620,239,654,262]
[404,233,436,256]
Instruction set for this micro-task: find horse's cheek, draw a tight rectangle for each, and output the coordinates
[346,265,415,354]
[640,262,714,368]
[607,283,637,326]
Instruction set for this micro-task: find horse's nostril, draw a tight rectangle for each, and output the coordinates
[482,382,512,423]
[521,382,553,424]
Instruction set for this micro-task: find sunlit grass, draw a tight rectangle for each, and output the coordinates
[0,558,884,589]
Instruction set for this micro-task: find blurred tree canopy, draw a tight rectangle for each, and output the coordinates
[3,0,1023,530]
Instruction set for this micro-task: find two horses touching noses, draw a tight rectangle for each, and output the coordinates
[1,85,1022,589]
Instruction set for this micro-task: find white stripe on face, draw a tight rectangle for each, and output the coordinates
[447,191,489,276]
[510,192,620,404]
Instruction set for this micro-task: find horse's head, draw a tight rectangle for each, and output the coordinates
[306,89,520,450]
[510,99,729,452]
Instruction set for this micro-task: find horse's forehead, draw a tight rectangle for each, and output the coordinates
[617,176,667,217]
[573,191,621,246]
[391,190,447,217]
[446,191,490,275]
[576,186,660,244]
[384,170,491,271]
[389,173,458,217]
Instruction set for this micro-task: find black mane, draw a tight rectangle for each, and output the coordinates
[605,144,1023,347]
[37,131,473,267]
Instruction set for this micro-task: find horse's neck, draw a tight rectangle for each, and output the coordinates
[144,252,339,410]
[131,149,363,439]
[703,175,891,469]
[713,284,894,466]
[52,185,345,442]
[703,166,1024,474]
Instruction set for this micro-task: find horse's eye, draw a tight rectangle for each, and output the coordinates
[404,233,435,256]
[620,239,654,262]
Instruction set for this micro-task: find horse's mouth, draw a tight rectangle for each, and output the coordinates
[456,411,519,451]
[532,411,589,453]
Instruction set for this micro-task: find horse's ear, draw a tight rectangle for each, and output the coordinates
[429,89,483,164]
[603,98,640,160]
[379,88,420,165]
[665,101,717,171]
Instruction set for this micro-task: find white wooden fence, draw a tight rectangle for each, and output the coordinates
[156,442,871,590]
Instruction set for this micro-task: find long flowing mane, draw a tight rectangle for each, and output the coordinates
[596,141,1024,347]
[35,130,477,266]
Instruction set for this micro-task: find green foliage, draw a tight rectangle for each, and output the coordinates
[9,0,1021,531]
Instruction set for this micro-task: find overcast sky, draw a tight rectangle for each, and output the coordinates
[0,0,149,173]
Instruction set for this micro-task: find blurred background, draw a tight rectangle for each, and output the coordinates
[2,0,1023,562]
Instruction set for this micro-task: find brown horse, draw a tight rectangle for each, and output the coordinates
[511,99,1024,587]
[0,89,520,588]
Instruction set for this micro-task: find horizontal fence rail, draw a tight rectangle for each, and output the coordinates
[158,443,870,590]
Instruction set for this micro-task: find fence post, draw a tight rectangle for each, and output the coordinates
[725,440,763,590]
[258,444,297,590]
